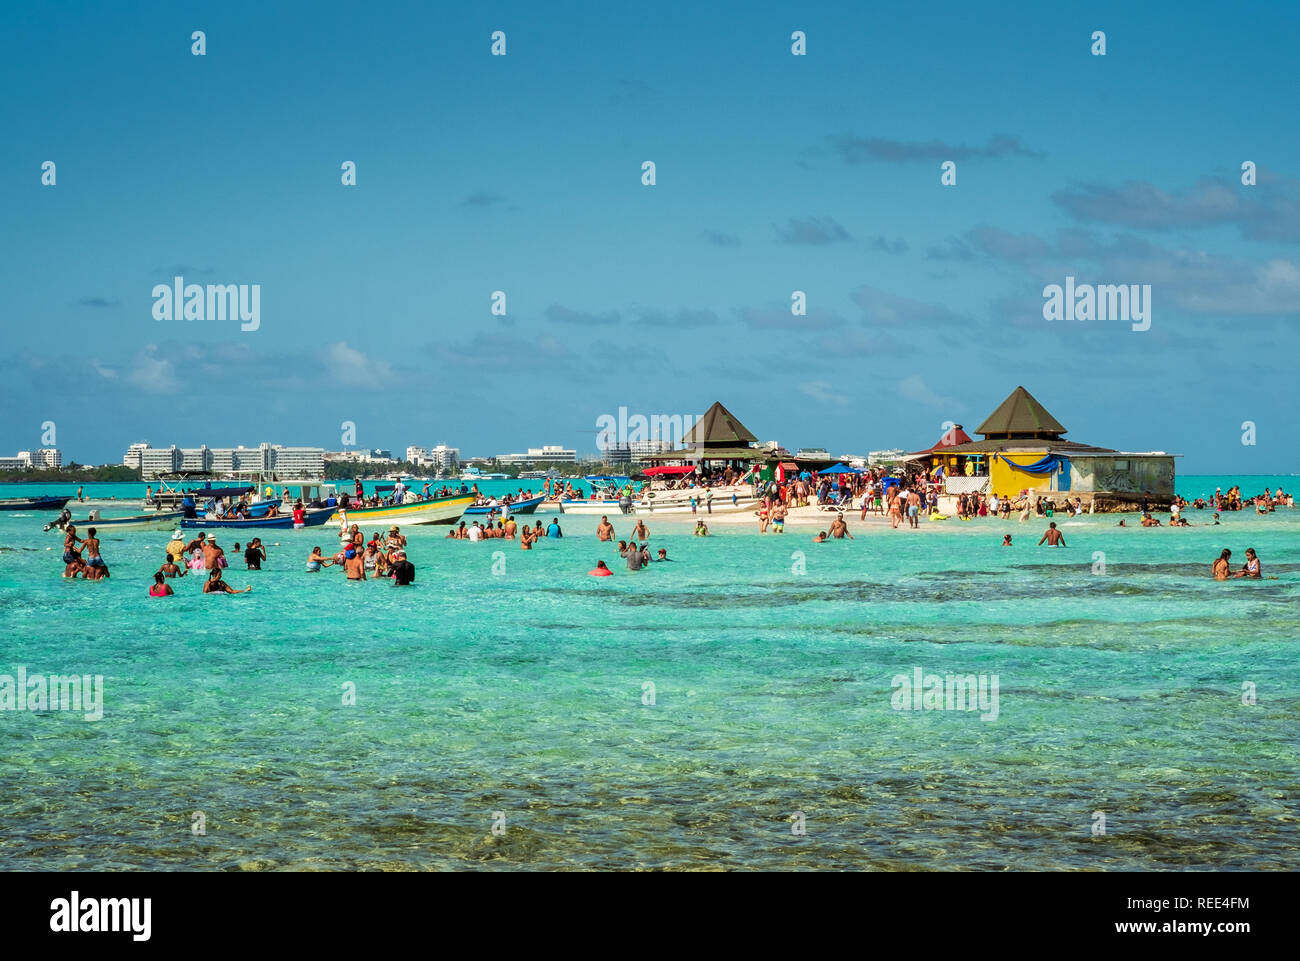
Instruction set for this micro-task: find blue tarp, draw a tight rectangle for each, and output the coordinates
[996,454,1062,475]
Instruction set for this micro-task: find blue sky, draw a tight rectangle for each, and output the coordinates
[2,1,1297,472]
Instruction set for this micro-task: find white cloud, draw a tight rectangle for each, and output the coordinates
[325,342,394,381]
[126,345,177,393]
[898,374,956,409]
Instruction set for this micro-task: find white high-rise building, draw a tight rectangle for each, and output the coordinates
[128,442,324,478]
[37,448,62,468]
[406,446,429,465]
[0,451,34,470]
[429,445,460,472]
[123,442,150,469]
[496,446,577,465]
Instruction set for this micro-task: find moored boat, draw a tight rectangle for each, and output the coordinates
[463,495,546,516]
[636,484,760,514]
[57,510,186,532]
[328,491,476,526]
[181,507,334,529]
[0,495,70,511]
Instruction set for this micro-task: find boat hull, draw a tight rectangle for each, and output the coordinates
[328,493,475,526]
[0,496,70,511]
[181,508,334,529]
[559,499,634,515]
[636,487,760,514]
[65,510,185,532]
[463,495,546,516]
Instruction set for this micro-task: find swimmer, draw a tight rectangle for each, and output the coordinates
[617,540,629,557]
[149,572,175,597]
[812,531,827,543]
[655,548,670,562]
[1212,548,1231,580]
[159,554,184,578]
[343,547,366,581]
[1037,522,1066,547]
[596,516,615,541]
[1117,519,1126,527]
[203,569,251,594]
[588,559,613,577]
[546,518,563,539]
[83,561,110,581]
[62,556,88,579]
[1002,534,1012,546]
[165,530,186,560]
[82,528,105,570]
[306,546,335,572]
[389,550,416,585]
[694,520,709,537]
[520,527,534,550]
[828,515,853,539]
[1233,547,1261,579]
[632,520,649,541]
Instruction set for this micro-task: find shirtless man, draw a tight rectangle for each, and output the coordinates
[829,515,854,539]
[202,537,225,570]
[812,531,828,543]
[62,524,83,565]
[82,528,106,571]
[907,489,922,529]
[1037,522,1066,547]
[343,548,367,581]
[596,516,615,541]
[632,519,648,541]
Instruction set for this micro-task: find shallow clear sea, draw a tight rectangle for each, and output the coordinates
[0,477,1296,870]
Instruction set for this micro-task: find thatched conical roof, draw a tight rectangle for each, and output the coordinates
[975,387,1067,439]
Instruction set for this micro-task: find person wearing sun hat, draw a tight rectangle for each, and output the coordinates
[165,529,186,564]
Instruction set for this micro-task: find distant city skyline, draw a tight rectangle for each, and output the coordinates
[3,2,1297,473]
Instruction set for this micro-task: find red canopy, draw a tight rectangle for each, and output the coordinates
[642,465,695,476]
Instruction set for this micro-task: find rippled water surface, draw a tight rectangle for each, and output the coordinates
[1,479,1297,870]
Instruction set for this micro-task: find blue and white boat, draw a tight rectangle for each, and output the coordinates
[462,495,546,516]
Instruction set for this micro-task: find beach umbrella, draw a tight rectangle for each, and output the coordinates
[817,463,861,475]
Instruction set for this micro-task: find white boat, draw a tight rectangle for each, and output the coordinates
[636,484,761,514]
[559,498,633,515]
[53,509,186,533]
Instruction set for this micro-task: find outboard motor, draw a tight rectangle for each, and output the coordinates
[619,494,633,514]
[43,508,73,532]
[88,509,100,522]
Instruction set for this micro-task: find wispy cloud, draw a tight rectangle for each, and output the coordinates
[738,302,846,331]
[701,230,741,247]
[869,236,908,254]
[774,216,852,245]
[325,341,394,381]
[832,134,1042,164]
[460,191,503,207]
[799,380,848,405]
[898,374,958,410]
[545,303,620,326]
[152,265,214,276]
[634,307,719,328]
[77,296,120,308]
[1052,172,1300,243]
[851,286,973,328]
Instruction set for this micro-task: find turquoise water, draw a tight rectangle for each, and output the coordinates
[1,478,1297,870]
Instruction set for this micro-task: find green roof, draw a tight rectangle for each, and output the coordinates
[975,386,1067,439]
[680,402,759,447]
